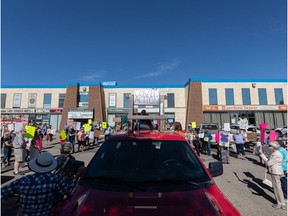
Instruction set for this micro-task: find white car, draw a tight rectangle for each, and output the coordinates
[246,126,260,134]
[275,126,287,136]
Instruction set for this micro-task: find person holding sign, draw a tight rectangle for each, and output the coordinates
[77,129,86,152]
[233,130,245,160]
[203,130,212,156]
[12,129,27,175]
[259,142,285,209]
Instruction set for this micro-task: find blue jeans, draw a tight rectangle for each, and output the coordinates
[1,147,12,164]
[93,137,99,145]
[207,141,211,156]
[281,173,287,199]
[69,137,75,153]
[236,144,245,155]
[203,141,211,156]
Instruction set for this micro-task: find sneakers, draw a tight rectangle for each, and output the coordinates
[272,204,286,209]
[13,171,24,176]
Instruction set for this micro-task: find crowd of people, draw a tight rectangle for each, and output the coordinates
[1,119,287,212]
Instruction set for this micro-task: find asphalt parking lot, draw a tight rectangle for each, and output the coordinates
[1,136,287,216]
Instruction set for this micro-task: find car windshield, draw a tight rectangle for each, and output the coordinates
[201,124,218,130]
[82,139,211,192]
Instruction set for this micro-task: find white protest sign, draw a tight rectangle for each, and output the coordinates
[224,123,230,131]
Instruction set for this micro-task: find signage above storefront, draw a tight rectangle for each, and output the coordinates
[1,109,35,113]
[134,89,160,105]
[102,81,117,86]
[203,105,288,111]
[108,108,130,113]
[50,108,63,113]
[35,108,50,113]
[68,109,93,119]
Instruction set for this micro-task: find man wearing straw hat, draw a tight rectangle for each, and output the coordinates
[259,141,286,210]
[1,152,84,216]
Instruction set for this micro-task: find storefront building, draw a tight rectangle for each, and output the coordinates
[1,78,287,131]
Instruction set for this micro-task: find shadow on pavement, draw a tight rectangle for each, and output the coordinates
[245,156,265,167]
[233,171,275,204]
[1,175,14,184]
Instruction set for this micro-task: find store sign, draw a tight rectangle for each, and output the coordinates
[134,89,160,105]
[1,109,35,113]
[68,109,93,119]
[35,108,50,113]
[102,81,117,86]
[203,105,287,111]
[50,108,63,113]
[28,93,37,108]
[108,108,130,113]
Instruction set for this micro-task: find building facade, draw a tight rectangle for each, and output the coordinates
[1,78,287,131]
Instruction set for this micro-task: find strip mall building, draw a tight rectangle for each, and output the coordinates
[1,78,287,131]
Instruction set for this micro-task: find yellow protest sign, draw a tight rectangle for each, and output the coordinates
[24,125,36,139]
[192,122,197,129]
[60,129,67,140]
[88,119,92,124]
[84,124,90,132]
[102,122,107,129]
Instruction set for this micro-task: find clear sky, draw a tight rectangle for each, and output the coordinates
[2,0,287,86]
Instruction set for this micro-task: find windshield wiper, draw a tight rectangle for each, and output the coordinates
[83,176,147,191]
[146,179,214,188]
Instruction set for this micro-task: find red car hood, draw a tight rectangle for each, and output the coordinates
[54,184,240,216]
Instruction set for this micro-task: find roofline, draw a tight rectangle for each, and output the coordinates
[189,78,287,83]
[1,85,67,88]
[102,84,184,89]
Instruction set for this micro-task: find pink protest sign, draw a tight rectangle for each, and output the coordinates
[215,133,220,142]
[269,130,278,143]
[259,123,268,142]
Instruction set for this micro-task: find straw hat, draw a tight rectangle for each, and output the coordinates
[28,152,57,173]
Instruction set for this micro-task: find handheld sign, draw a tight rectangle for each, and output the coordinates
[60,129,67,140]
[24,126,36,139]
[84,124,90,132]
[102,122,107,129]
[192,122,197,129]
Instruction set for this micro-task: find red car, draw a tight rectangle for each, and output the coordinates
[54,131,241,216]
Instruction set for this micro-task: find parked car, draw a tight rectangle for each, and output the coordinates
[222,124,240,134]
[246,125,260,134]
[54,130,240,216]
[275,126,287,136]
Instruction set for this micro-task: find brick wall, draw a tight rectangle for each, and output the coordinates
[186,81,204,126]
[88,85,105,124]
[60,85,79,130]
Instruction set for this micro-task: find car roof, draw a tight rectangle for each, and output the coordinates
[109,130,187,141]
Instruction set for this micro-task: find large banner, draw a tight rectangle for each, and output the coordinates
[134,89,160,105]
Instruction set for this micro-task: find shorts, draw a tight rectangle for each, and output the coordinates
[14,148,26,162]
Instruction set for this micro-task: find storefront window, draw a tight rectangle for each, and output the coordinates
[209,89,218,105]
[123,93,130,108]
[58,94,65,108]
[258,88,267,105]
[242,89,251,105]
[225,89,234,105]
[43,93,52,108]
[274,88,284,105]
[79,92,88,107]
[1,94,6,108]
[13,93,22,108]
[167,93,175,108]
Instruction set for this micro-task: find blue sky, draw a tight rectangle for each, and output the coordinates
[2,0,287,86]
